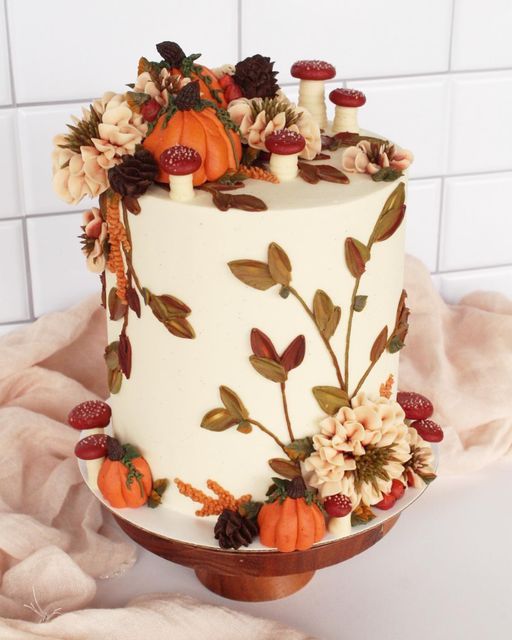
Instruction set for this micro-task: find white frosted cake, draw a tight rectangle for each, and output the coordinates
[55,42,443,553]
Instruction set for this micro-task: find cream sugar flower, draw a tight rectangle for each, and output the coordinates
[52,92,147,205]
[404,427,436,490]
[228,96,321,160]
[303,392,410,507]
[341,139,413,176]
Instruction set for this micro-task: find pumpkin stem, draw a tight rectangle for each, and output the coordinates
[287,476,306,499]
[106,436,124,461]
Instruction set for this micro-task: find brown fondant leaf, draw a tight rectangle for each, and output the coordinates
[372,182,406,243]
[126,287,141,318]
[124,196,141,214]
[268,243,292,287]
[164,317,195,339]
[268,458,301,479]
[351,504,376,525]
[100,272,106,309]
[249,355,288,383]
[388,289,410,353]
[370,326,389,364]
[104,341,120,371]
[220,385,250,421]
[324,306,341,340]
[108,287,127,321]
[284,437,315,462]
[228,259,276,291]
[250,328,280,362]
[313,289,334,333]
[353,295,368,312]
[237,421,253,434]
[280,335,306,372]
[297,162,320,184]
[148,478,170,508]
[118,332,132,379]
[312,386,350,415]
[333,132,387,149]
[206,188,267,212]
[312,153,331,160]
[345,237,370,278]
[201,181,245,192]
[108,368,123,394]
[315,164,350,184]
[201,407,238,432]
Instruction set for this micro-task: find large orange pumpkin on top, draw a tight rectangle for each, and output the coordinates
[169,65,227,109]
[143,85,242,186]
[98,439,152,509]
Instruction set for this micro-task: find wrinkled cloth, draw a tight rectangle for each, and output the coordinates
[0,255,510,637]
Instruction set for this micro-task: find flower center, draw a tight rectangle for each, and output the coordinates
[353,445,395,492]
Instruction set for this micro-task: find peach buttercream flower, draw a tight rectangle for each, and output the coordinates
[404,427,436,490]
[341,140,413,176]
[52,92,147,205]
[133,68,189,108]
[303,394,410,506]
[81,207,107,274]
[228,96,321,160]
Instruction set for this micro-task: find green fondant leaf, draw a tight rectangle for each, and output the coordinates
[228,259,276,291]
[312,386,350,415]
[249,355,288,383]
[284,437,314,462]
[353,295,368,312]
[201,407,238,432]
[371,182,406,243]
[219,385,250,421]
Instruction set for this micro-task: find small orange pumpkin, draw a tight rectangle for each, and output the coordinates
[257,477,326,552]
[143,84,242,187]
[98,438,152,509]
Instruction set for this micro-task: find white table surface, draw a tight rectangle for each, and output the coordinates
[93,459,512,640]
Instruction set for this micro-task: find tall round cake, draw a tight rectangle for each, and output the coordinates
[56,42,441,553]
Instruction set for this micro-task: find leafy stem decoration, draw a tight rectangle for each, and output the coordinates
[344,182,407,398]
[201,386,289,456]
[102,189,196,393]
[250,328,306,442]
[229,242,346,396]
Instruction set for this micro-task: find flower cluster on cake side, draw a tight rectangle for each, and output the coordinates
[54,41,434,554]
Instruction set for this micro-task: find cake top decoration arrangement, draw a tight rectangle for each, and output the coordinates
[54,41,440,564]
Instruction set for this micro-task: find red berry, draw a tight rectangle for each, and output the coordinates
[141,99,161,122]
[374,493,396,510]
[397,391,434,420]
[68,400,111,430]
[411,419,444,443]
[224,82,243,103]
[390,479,405,500]
[323,493,352,517]
[406,469,415,487]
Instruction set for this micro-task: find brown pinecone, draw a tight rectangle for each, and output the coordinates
[108,148,158,197]
[106,436,124,461]
[214,509,259,550]
[175,81,200,110]
[156,41,185,67]
[233,54,279,99]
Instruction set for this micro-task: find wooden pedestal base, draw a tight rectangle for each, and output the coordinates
[195,568,315,601]
[114,513,400,602]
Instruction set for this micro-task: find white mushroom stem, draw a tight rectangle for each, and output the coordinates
[85,458,104,491]
[298,80,328,130]
[328,513,352,537]
[332,106,359,135]
[269,153,299,182]
[81,428,104,490]
[169,175,195,202]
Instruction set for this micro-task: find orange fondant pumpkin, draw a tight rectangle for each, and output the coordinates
[143,108,242,186]
[171,65,227,109]
[98,440,152,509]
[257,478,326,552]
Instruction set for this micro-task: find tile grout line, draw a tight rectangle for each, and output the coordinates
[237,0,242,60]
[3,0,35,322]
[447,0,457,72]
[436,177,446,273]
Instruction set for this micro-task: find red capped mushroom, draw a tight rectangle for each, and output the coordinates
[329,88,366,135]
[291,60,336,130]
[265,129,306,181]
[75,433,108,489]
[324,493,352,537]
[159,145,202,202]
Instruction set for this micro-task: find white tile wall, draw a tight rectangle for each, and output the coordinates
[0,0,511,330]
[440,173,512,271]
[26,213,100,317]
[0,109,20,217]
[0,0,11,105]
[242,0,453,81]
[451,0,512,71]
[0,219,30,322]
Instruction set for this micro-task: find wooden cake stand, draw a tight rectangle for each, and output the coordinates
[113,512,400,601]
